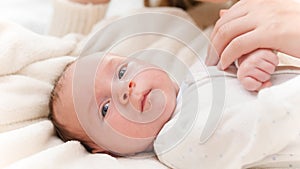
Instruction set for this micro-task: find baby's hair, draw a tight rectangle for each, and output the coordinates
[48,61,72,140]
[48,61,94,152]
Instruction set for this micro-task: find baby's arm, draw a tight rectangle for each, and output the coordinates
[236,49,279,91]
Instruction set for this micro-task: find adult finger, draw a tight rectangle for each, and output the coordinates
[210,0,248,40]
[207,16,254,66]
[206,1,248,66]
[219,9,228,17]
[218,30,262,70]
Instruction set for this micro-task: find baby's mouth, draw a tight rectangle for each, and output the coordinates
[141,89,151,112]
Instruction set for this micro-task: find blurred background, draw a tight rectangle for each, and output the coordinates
[0,0,52,34]
[0,0,234,35]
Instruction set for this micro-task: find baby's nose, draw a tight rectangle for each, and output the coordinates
[129,81,135,89]
[119,81,135,104]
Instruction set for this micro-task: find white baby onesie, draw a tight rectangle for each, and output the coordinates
[155,62,300,169]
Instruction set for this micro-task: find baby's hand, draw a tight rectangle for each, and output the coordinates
[237,49,279,91]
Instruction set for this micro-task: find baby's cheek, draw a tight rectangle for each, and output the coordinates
[105,108,159,139]
[136,70,168,87]
[105,108,130,134]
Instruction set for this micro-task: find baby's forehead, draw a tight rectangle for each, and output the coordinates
[51,61,83,132]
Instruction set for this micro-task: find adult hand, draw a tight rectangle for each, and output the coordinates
[206,0,300,70]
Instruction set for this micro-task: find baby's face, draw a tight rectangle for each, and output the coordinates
[94,54,179,138]
[57,54,179,154]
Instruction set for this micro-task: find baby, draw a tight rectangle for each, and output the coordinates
[49,53,179,155]
[48,48,279,156]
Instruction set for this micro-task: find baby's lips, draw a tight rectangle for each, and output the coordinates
[146,89,166,114]
[141,90,152,112]
[128,89,166,123]
[128,89,152,113]
[142,98,151,113]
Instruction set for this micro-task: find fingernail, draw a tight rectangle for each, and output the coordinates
[219,9,226,17]
[205,46,212,66]
[206,47,213,66]
[206,54,219,66]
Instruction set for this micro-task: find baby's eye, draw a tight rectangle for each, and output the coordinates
[118,66,127,79]
[101,102,110,117]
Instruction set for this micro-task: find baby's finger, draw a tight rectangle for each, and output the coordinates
[256,60,276,74]
[207,1,248,66]
[258,80,272,91]
[238,63,271,82]
[210,0,248,40]
[260,51,279,66]
[239,49,278,73]
[239,76,262,91]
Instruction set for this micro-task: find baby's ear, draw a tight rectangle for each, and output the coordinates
[90,144,120,157]
[91,147,105,153]
[89,142,106,153]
